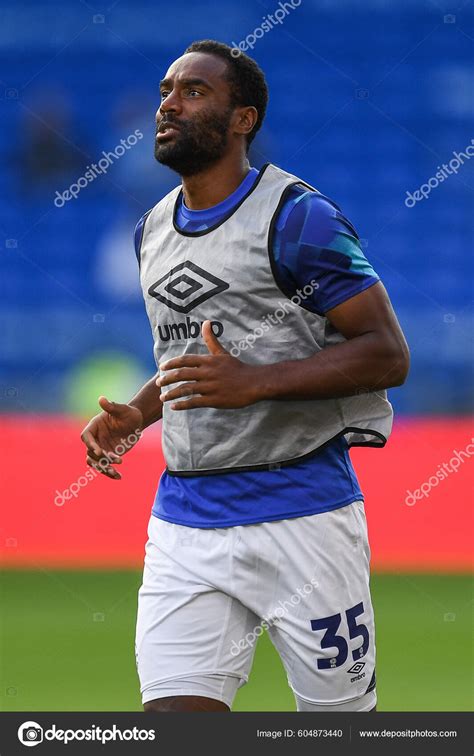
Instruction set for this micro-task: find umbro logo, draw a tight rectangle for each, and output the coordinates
[347,662,365,675]
[148,261,229,314]
[347,661,366,682]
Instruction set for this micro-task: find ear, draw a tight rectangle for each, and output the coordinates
[233,105,258,139]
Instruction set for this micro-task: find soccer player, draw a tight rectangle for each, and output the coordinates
[81,40,409,713]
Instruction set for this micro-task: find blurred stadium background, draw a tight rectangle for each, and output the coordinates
[1,0,473,712]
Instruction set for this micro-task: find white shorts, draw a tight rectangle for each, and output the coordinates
[135,501,376,711]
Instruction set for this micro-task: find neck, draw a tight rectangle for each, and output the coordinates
[181,153,251,210]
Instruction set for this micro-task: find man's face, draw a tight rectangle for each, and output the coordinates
[155,52,236,177]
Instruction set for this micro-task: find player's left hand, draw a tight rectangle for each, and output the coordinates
[156,320,267,410]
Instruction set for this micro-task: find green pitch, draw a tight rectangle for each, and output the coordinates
[1,571,472,712]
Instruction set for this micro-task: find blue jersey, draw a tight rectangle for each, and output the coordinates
[134,166,380,528]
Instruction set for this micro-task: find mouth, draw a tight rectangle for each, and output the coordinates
[156,122,181,141]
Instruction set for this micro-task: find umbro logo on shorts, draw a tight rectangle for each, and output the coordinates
[347,662,365,675]
[148,261,229,314]
[347,661,366,682]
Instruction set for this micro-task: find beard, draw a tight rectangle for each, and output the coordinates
[154,105,234,177]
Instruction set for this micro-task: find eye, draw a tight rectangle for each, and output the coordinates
[188,89,202,97]
[160,91,169,100]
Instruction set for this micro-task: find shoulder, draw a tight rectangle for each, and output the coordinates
[271,183,380,314]
[275,183,359,243]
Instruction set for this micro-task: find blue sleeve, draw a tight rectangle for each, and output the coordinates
[271,185,380,315]
[134,210,151,266]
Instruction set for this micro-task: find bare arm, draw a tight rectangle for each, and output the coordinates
[128,371,163,427]
[258,281,410,400]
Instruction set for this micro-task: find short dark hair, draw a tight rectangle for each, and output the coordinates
[184,39,268,150]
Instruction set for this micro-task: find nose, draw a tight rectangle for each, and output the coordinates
[158,89,182,119]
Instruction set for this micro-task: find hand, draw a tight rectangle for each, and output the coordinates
[80,396,143,480]
[156,321,267,410]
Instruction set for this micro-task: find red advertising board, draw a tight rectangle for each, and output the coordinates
[1,416,472,571]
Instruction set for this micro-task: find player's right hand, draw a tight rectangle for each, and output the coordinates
[80,396,144,480]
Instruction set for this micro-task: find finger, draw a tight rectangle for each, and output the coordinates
[87,455,121,480]
[104,450,123,463]
[86,449,102,464]
[157,367,199,388]
[86,448,122,465]
[170,396,210,410]
[86,454,109,471]
[202,320,229,355]
[86,453,118,472]
[160,382,203,403]
[81,429,104,458]
[98,395,128,417]
[159,354,206,372]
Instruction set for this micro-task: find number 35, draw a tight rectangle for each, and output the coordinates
[310,602,369,669]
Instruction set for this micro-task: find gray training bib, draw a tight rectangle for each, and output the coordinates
[138,163,393,476]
